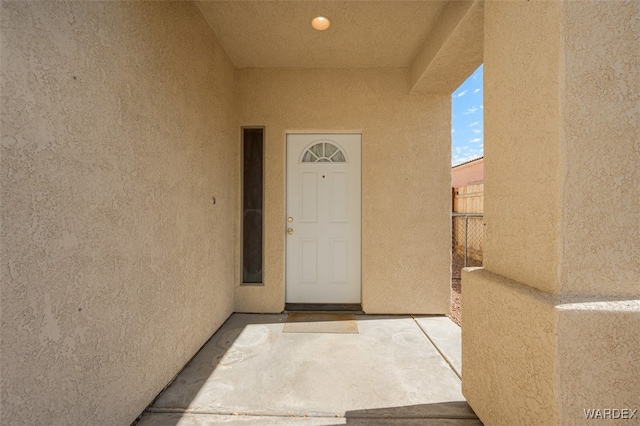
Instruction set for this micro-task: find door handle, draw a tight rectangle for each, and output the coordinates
[287,228,294,235]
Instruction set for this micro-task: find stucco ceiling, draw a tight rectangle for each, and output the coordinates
[195,1,448,68]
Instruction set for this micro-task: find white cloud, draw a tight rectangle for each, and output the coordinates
[456,89,468,97]
[453,153,482,166]
[468,121,480,127]
[452,143,484,166]
[472,129,482,134]
[470,138,482,143]
[480,105,484,109]
[473,88,481,93]
[463,106,478,115]
[451,129,455,134]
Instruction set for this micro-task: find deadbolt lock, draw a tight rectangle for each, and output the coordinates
[287,217,293,223]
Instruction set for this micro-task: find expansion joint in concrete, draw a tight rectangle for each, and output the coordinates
[412,315,462,380]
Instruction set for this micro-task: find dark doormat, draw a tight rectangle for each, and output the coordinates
[285,303,362,312]
[283,313,359,334]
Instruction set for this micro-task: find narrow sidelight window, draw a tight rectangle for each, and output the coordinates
[242,128,264,284]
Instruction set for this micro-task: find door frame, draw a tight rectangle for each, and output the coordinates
[284,131,363,306]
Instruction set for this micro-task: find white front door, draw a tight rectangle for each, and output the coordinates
[286,134,361,304]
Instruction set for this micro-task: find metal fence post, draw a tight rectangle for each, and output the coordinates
[464,214,469,268]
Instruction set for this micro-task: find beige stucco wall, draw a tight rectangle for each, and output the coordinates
[235,68,451,314]
[559,0,639,297]
[464,1,640,424]
[462,269,559,424]
[1,2,238,425]
[483,0,563,295]
[463,269,640,425]
[556,299,640,424]
[484,0,639,297]
[410,0,484,95]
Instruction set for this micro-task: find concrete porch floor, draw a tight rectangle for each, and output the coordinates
[137,314,481,425]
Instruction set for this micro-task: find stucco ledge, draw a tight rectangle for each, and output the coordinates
[461,268,640,425]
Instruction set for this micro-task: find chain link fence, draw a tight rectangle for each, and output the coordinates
[452,213,484,280]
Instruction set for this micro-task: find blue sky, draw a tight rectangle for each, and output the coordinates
[451,65,483,166]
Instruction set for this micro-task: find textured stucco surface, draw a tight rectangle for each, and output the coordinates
[559,0,640,297]
[463,268,640,425]
[461,269,559,425]
[236,68,451,314]
[464,1,640,423]
[409,0,484,95]
[196,1,446,69]
[484,0,640,297]
[1,2,237,424]
[556,300,640,424]
[483,0,563,295]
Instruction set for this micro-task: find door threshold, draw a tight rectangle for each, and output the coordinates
[285,303,363,313]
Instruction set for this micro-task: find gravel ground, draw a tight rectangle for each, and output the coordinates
[450,277,462,327]
[449,253,482,327]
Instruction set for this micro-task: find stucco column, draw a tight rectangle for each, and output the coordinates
[462,1,640,424]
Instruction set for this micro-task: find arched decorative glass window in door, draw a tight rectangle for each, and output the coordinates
[301,141,347,163]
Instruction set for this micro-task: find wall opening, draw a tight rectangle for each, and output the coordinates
[450,64,484,326]
[242,127,264,284]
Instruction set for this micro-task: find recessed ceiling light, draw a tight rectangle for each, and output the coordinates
[311,16,331,31]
